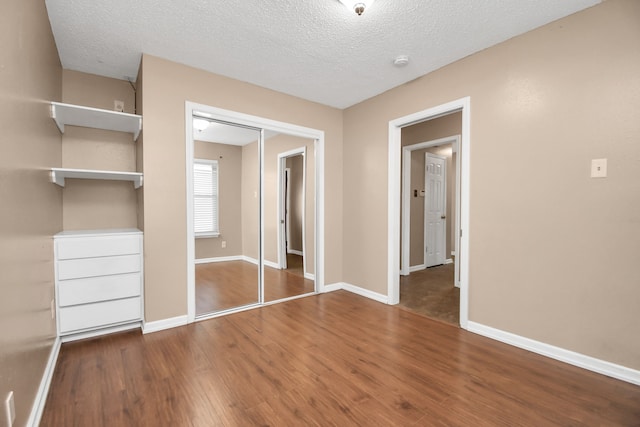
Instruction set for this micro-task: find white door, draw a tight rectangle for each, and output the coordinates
[285,168,291,253]
[424,153,446,267]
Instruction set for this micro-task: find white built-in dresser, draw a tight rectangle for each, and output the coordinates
[50,102,144,340]
[54,229,143,337]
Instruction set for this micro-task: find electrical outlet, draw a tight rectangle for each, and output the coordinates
[51,299,55,320]
[5,391,15,427]
[221,241,226,248]
[114,100,124,112]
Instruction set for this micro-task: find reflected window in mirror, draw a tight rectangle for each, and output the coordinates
[194,159,219,237]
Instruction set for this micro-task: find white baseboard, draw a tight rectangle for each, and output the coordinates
[242,256,259,265]
[321,283,343,293]
[195,255,243,264]
[325,282,388,304]
[27,336,60,427]
[264,259,280,269]
[210,256,310,279]
[467,321,640,386]
[287,249,303,256]
[412,260,452,270]
[61,322,141,343]
[409,264,425,273]
[342,283,389,304]
[143,315,188,334]
[342,283,388,304]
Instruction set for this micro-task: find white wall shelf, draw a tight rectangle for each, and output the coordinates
[50,101,142,141]
[51,168,143,189]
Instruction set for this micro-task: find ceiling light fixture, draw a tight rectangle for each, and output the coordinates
[339,0,374,16]
[193,118,210,132]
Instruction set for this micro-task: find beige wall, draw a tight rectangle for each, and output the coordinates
[263,134,315,273]
[241,141,260,261]
[401,112,461,146]
[194,141,243,259]
[343,0,640,369]
[61,70,139,230]
[140,55,343,321]
[0,0,62,424]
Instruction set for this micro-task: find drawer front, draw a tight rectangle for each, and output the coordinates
[58,273,141,307]
[56,235,141,260]
[58,254,140,280]
[59,297,141,334]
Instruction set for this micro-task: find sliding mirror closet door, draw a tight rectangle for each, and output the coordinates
[263,133,316,302]
[193,116,260,315]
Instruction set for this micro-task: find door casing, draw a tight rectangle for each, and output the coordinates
[388,97,471,329]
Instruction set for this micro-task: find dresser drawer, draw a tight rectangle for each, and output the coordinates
[56,234,141,260]
[58,273,141,307]
[59,297,141,334]
[58,254,141,280]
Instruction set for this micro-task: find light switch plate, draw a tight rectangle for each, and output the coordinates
[591,158,607,178]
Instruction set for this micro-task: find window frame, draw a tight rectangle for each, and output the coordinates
[193,158,220,238]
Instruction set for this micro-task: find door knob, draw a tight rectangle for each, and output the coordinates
[441,215,446,219]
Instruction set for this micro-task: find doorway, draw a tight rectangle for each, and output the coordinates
[398,135,460,324]
[400,135,461,286]
[388,97,471,329]
[277,148,306,277]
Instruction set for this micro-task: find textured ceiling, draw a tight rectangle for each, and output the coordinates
[45,0,600,109]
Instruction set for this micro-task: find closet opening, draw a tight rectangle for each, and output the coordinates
[185,102,325,322]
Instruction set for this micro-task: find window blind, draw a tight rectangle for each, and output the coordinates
[194,160,218,235]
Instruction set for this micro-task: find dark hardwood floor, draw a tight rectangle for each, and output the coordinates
[196,260,259,314]
[41,291,639,426]
[400,262,459,325]
[264,253,314,302]
[196,255,314,315]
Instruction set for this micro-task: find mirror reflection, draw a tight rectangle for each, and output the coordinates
[194,117,260,315]
[263,134,315,301]
[192,114,316,316]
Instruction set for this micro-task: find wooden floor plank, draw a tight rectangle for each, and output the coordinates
[196,255,314,316]
[41,291,640,426]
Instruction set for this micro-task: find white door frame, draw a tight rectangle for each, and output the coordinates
[285,168,291,254]
[185,101,325,323]
[389,97,471,329]
[401,135,460,287]
[424,153,447,268]
[277,147,306,273]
